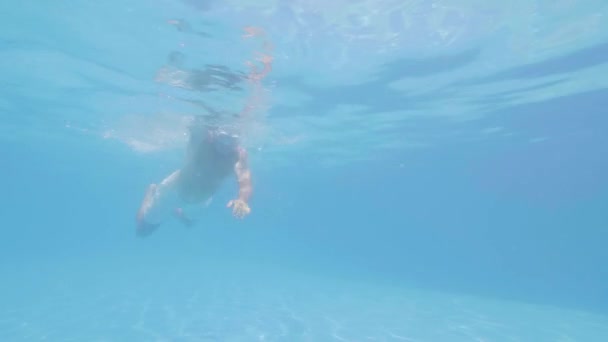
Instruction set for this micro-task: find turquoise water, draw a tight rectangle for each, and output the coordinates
[2,1,608,341]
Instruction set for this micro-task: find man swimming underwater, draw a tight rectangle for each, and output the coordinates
[136,118,252,237]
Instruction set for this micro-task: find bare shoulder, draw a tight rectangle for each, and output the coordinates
[234,147,248,170]
[237,146,247,159]
[236,146,248,160]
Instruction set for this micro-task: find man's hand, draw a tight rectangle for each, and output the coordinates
[136,217,160,237]
[227,199,251,219]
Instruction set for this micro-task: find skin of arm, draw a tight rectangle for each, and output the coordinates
[235,147,252,202]
[136,170,181,235]
[227,147,252,218]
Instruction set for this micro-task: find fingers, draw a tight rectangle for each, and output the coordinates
[226,200,251,219]
[234,206,249,219]
[233,206,243,219]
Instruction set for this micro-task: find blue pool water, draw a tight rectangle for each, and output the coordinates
[2,0,608,341]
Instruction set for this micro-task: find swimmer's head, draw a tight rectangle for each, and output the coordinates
[212,129,236,141]
[187,116,239,154]
[209,129,239,154]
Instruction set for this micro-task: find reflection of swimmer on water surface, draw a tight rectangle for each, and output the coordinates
[136,117,252,237]
[155,51,246,92]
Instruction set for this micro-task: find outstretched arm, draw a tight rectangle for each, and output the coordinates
[227,147,252,218]
[235,147,252,202]
[136,170,181,236]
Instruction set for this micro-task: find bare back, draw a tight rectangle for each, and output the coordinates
[177,139,239,203]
